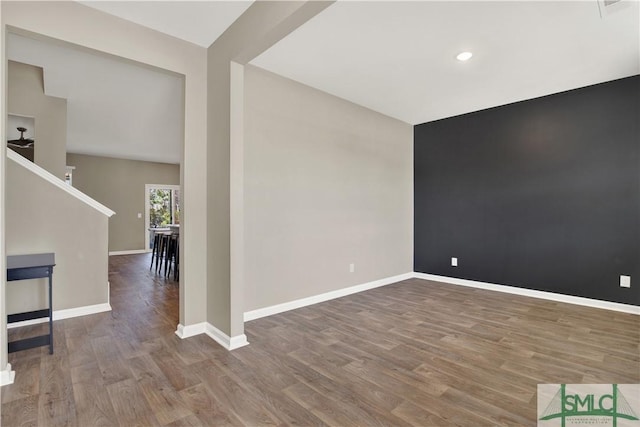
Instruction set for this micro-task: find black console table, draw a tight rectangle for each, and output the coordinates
[6,253,55,354]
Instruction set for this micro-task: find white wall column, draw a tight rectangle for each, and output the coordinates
[1,12,15,386]
[206,0,334,348]
[229,61,245,342]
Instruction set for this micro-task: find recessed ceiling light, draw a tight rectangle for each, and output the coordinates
[456,51,473,61]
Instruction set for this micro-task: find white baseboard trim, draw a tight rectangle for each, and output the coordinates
[1,363,15,387]
[244,272,415,322]
[175,322,249,350]
[7,303,112,329]
[109,249,150,256]
[205,323,249,350]
[414,273,640,315]
[55,303,113,320]
[175,322,207,339]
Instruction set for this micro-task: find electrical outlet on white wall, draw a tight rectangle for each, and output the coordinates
[137,213,142,219]
[451,257,458,267]
[620,275,631,288]
[349,263,355,273]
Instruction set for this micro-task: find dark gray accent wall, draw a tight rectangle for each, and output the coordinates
[414,76,639,305]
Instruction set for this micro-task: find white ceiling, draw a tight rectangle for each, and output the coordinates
[80,1,253,47]
[6,1,638,164]
[8,32,184,164]
[252,1,640,125]
[6,1,254,164]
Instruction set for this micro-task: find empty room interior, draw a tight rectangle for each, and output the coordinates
[0,1,638,426]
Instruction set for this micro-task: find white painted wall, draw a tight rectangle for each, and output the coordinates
[1,8,10,384]
[5,157,110,314]
[8,60,67,180]
[67,153,180,253]
[244,65,413,312]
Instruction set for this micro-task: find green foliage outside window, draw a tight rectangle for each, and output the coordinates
[150,189,173,227]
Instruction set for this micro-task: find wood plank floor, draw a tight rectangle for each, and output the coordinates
[2,253,639,426]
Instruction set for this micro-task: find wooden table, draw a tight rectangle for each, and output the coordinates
[6,253,55,354]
